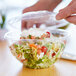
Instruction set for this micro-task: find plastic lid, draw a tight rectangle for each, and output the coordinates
[7,11,68,30]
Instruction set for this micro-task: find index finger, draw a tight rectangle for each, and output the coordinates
[56,0,76,20]
[21,20,27,31]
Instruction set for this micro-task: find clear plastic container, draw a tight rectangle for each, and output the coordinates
[4,28,69,69]
[4,11,69,69]
[7,11,68,31]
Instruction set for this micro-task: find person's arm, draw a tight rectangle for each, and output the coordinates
[22,0,62,30]
[23,0,62,13]
[56,0,76,24]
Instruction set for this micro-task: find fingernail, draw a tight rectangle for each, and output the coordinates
[56,14,61,20]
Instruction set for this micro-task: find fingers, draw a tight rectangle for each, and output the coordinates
[36,23,40,28]
[56,0,76,20]
[26,22,34,29]
[21,20,27,31]
[65,15,76,24]
[21,20,34,31]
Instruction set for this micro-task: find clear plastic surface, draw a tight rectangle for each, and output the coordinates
[5,11,69,69]
[7,11,68,31]
[4,29,69,69]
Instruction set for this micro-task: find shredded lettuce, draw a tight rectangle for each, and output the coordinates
[10,40,65,69]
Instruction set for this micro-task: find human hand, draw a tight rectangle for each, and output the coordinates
[22,0,62,30]
[56,0,76,24]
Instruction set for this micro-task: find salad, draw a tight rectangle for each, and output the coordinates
[9,28,66,69]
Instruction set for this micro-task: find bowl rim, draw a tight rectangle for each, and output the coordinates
[4,29,70,41]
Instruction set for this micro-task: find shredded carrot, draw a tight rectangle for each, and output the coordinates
[21,59,25,62]
[46,52,50,57]
[21,59,28,62]
[31,36,35,39]
[41,34,46,38]
[29,44,37,48]
[37,50,41,55]
[17,54,20,58]
[25,59,28,62]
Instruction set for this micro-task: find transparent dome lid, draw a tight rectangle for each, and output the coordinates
[7,11,68,31]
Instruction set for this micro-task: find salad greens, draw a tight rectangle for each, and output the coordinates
[9,29,66,69]
[10,39,65,69]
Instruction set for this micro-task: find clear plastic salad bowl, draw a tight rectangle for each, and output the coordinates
[4,29,68,69]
